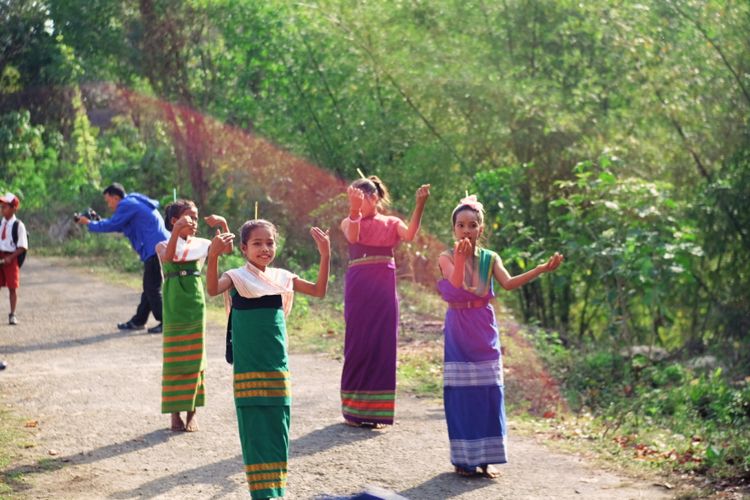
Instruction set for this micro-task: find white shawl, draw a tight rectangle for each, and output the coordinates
[174,236,211,262]
[225,263,297,317]
[158,235,212,263]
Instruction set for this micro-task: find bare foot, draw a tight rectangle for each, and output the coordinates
[170,412,185,432]
[185,411,199,432]
[455,465,478,477]
[480,464,500,479]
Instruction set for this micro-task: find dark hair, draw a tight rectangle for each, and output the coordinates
[351,175,390,207]
[164,199,197,231]
[239,219,278,246]
[451,204,485,226]
[102,183,126,199]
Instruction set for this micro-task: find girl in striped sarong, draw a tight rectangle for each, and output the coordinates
[206,219,330,499]
[438,195,563,478]
[156,199,230,432]
[339,176,430,428]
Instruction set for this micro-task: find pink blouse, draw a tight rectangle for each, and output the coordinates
[358,214,402,247]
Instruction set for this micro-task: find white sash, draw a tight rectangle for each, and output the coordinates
[171,236,211,262]
[225,263,297,317]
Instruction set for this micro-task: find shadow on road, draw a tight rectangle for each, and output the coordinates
[292,422,381,457]
[2,329,129,355]
[109,454,244,499]
[0,428,176,494]
[398,471,496,499]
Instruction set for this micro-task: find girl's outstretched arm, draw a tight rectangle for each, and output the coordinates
[493,252,564,291]
[293,227,331,298]
[341,186,364,244]
[206,231,236,296]
[204,215,233,254]
[439,238,472,288]
[398,184,430,241]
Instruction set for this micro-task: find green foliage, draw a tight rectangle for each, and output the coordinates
[47,1,134,81]
[548,158,705,347]
[688,131,750,365]
[0,103,180,218]
[0,0,82,87]
[51,232,143,273]
[545,342,750,479]
[69,89,99,183]
[0,110,58,208]
[54,88,100,200]
[97,116,178,202]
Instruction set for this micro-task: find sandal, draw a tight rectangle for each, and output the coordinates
[455,465,478,477]
[364,422,387,429]
[480,464,500,479]
[344,420,387,429]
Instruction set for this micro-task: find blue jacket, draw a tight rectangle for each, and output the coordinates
[88,193,169,262]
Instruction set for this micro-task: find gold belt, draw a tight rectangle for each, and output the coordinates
[348,255,395,268]
[448,300,487,309]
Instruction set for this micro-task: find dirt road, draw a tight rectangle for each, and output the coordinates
[0,258,673,499]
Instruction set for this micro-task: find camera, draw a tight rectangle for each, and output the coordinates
[73,208,101,222]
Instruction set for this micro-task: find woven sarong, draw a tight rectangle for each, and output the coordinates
[438,248,508,468]
[231,294,290,498]
[161,259,206,413]
[341,242,398,425]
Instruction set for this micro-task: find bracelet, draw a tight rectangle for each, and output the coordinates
[349,213,362,223]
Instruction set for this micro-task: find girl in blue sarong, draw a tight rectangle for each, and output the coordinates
[437,195,563,478]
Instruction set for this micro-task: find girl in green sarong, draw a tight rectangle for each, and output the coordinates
[206,219,330,499]
[156,199,230,432]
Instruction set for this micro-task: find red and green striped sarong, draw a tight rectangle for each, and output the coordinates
[161,260,207,413]
[341,390,395,423]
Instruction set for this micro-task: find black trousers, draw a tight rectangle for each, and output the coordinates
[130,254,163,325]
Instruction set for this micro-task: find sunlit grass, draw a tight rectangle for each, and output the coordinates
[286,291,345,357]
[0,404,29,498]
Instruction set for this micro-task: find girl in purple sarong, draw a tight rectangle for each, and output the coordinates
[438,195,563,478]
[340,176,430,428]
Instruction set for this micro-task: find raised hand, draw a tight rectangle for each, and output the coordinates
[415,184,431,204]
[204,214,228,231]
[173,214,196,233]
[453,237,472,262]
[209,231,235,257]
[310,227,331,256]
[347,185,364,213]
[541,252,564,273]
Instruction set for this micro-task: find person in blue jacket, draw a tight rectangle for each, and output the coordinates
[76,183,170,333]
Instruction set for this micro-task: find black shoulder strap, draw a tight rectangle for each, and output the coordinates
[11,220,26,268]
[225,309,234,364]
